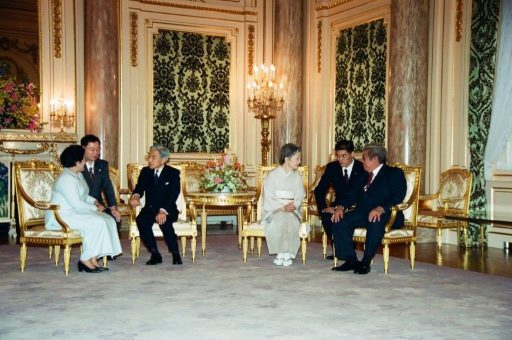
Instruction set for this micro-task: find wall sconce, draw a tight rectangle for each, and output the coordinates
[247,64,284,165]
[49,98,75,133]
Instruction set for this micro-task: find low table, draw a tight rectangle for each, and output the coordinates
[186,192,256,255]
[444,215,512,246]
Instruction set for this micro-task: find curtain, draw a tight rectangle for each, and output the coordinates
[467,0,501,245]
[484,0,512,179]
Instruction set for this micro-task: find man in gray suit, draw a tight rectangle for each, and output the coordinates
[80,135,122,232]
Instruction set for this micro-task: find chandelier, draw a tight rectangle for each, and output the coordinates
[49,98,75,133]
[247,64,284,165]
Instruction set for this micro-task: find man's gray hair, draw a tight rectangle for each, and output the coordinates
[363,144,387,164]
[150,145,170,159]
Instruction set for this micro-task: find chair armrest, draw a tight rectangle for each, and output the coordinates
[119,188,130,195]
[442,196,466,212]
[34,201,60,211]
[419,193,439,210]
[384,202,410,233]
[188,202,197,225]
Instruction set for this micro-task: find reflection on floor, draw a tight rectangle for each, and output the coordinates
[308,228,512,278]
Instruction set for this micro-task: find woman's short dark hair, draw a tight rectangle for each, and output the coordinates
[60,145,85,168]
[279,143,301,165]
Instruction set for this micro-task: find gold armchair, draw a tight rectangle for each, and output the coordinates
[417,167,472,249]
[14,160,82,275]
[335,163,421,274]
[106,166,132,221]
[242,165,310,263]
[127,163,197,263]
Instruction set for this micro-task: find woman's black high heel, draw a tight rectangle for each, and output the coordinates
[96,266,109,272]
[77,261,101,273]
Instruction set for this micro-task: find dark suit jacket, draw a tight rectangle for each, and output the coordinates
[355,164,407,227]
[132,165,181,222]
[82,159,117,208]
[314,159,367,212]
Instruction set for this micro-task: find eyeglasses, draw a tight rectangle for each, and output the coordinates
[85,147,101,152]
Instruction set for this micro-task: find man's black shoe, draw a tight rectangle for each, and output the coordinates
[172,252,183,265]
[146,254,163,265]
[354,261,371,274]
[326,255,334,260]
[331,260,356,272]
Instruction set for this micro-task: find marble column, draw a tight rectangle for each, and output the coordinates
[272,0,303,163]
[388,0,430,241]
[84,0,119,168]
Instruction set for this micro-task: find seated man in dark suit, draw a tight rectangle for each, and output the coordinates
[129,145,182,266]
[331,144,406,274]
[314,140,367,260]
[81,135,122,230]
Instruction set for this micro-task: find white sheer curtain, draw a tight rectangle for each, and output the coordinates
[484,0,512,180]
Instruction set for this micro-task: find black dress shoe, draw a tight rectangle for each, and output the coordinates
[77,261,101,273]
[106,255,118,261]
[172,252,183,265]
[331,260,356,272]
[326,255,334,260]
[146,254,163,265]
[355,262,371,274]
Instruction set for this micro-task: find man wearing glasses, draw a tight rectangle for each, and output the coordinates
[80,135,122,235]
[314,140,367,260]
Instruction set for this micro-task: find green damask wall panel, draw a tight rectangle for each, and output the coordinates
[153,30,230,153]
[334,19,387,152]
[467,0,501,245]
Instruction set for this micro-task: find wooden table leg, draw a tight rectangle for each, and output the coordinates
[201,205,207,256]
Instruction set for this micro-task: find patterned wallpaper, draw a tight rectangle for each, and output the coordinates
[467,0,501,245]
[0,162,8,220]
[334,19,387,152]
[153,30,230,153]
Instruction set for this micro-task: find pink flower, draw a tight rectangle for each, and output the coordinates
[213,177,224,184]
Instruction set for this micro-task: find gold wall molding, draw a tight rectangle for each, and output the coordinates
[456,0,463,42]
[0,143,52,155]
[316,0,355,11]
[130,11,138,67]
[317,20,322,72]
[51,0,62,58]
[134,0,257,15]
[248,25,254,75]
[0,131,76,143]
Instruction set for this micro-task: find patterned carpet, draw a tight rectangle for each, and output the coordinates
[1,236,511,339]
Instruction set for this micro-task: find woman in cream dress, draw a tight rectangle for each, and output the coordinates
[262,143,305,267]
[45,145,122,273]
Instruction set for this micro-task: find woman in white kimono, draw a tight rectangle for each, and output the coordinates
[262,143,305,267]
[45,145,122,273]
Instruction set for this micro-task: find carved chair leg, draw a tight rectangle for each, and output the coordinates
[20,243,27,272]
[436,229,443,250]
[463,225,469,248]
[181,236,187,257]
[54,245,61,266]
[191,236,196,263]
[322,230,327,259]
[103,256,107,267]
[136,237,141,257]
[383,244,389,274]
[63,245,71,276]
[243,236,248,262]
[410,241,416,270]
[131,237,137,263]
[333,244,337,267]
[257,237,262,257]
[49,246,53,259]
[301,237,307,264]
[250,237,255,255]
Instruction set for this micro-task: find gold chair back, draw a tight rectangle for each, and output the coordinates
[127,163,143,193]
[394,162,422,234]
[15,160,61,230]
[438,168,472,215]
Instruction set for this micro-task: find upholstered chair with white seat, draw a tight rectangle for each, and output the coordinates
[127,164,197,263]
[15,160,82,275]
[242,165,310,263]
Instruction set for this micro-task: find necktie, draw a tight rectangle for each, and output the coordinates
[153,170,159,184]
[89,167,94,180]
[364,172,373,191]
[343,168,349,184]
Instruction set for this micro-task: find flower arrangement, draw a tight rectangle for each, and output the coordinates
[0,62,41,131]
[200,152,248,193]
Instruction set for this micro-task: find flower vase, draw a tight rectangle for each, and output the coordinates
[221,186,231,193]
